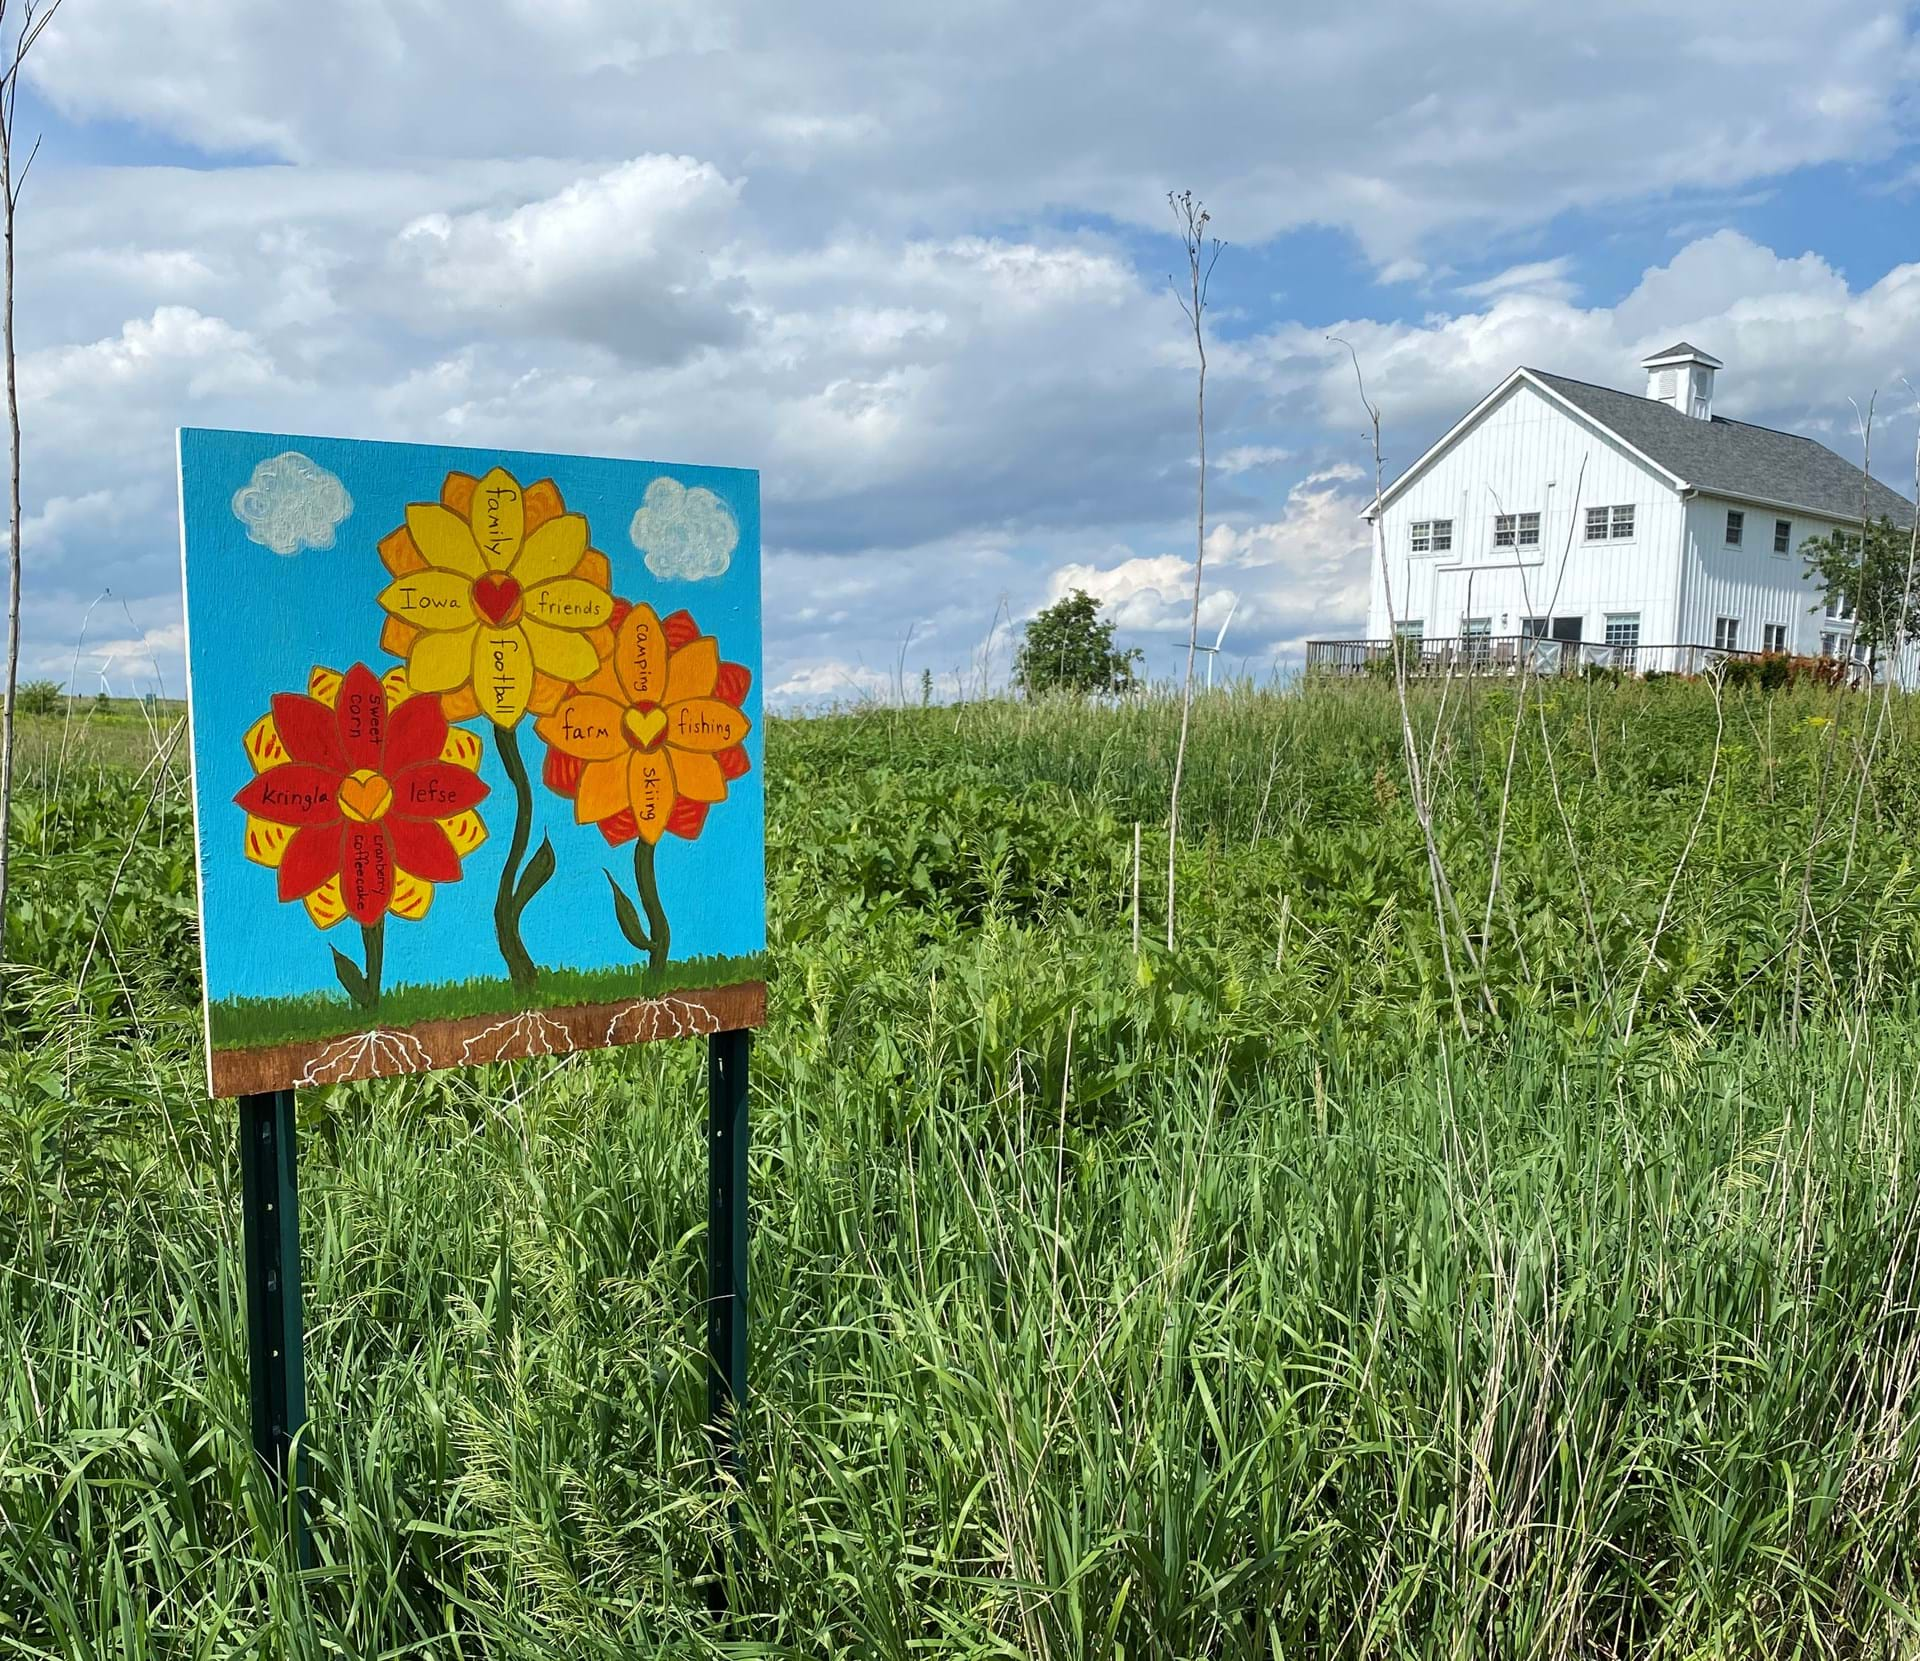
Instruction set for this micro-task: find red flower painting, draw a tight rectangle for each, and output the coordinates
[235,663,490,1006]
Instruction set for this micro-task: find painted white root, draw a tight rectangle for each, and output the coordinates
[603,995,720,1046]
[460,1010,572,1064]
[296,1029,433,1086]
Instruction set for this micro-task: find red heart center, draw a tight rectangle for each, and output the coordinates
[472,573,522,625]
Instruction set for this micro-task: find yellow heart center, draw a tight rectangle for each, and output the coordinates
[338,768,394,823]
[623,705,668,749]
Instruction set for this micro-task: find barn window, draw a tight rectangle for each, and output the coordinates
[1494,513,1540,549]
[1587,505,1634,541]
[1725,510,1744,547]
[1762,623,1788,653]
[1773,518,1792,555]
[1410,518,1452,554]
[1713,616,1740,651]
[1604,613,1641,648]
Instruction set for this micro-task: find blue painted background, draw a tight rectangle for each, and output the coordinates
[179,427,765,1007]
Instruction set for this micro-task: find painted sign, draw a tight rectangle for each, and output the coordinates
[179,429,765,1097]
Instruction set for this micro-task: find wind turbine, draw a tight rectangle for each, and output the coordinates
[1194,598,1239,691]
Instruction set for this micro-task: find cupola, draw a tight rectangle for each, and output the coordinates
[1641,342,1722,420]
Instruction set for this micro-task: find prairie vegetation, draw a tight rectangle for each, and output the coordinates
[5,676,1920,1657]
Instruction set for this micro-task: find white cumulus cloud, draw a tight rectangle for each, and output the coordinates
[629,476,739,580]
[230,450,352,556]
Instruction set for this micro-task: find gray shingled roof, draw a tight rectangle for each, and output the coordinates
[1531,370,1914,528]
[1642,341,1722,367]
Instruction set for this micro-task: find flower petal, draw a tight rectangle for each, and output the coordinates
[307,667,343,706]
[405,626,476,695]
[522,574,613,632]
[666,797,709,841]
[529,670,570,717]
[381,615,422,658]
[661,698,751,753]
[524,619,602,683]
[378,525,428,577]
[379,569,478,631]
[384,693,449,771]
[714,662,753,706]
[443,809,487,857]
[277,821,345,901]
[387,814,463,882]
[668,746,727,803]
[243,815,294,868]
[335,665,389,772]
[389,872,434,921]
[630,751,676,843]
[235,765,342,827]
[597,808,639,846]
[407,503,486,577]
[303,876,346,930]
[441,685,482,723]
[514,515,590,587]
[662,609,700,652]
[270,694,347,770]
[664,637,719,703]
[716,744,751,782]
[469,467,525,570]
[542,747,585,795]
[573,550,611,591]
[340,823,395,924]
[441,471,478,517]
[472,625,534,726]
[575,756,631,824]
[522,477,564,536]
[440,726,484,770]
[389,762,489,819]
[243,712,289,774]
[612,604,666,705]
[536,694,628,761]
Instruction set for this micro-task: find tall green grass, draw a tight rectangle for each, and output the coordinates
[6,678,1920,1656]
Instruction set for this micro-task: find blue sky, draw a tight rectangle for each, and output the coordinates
[8,1,1919,699]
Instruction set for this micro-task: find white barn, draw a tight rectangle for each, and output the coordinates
[1318,345,1916,678]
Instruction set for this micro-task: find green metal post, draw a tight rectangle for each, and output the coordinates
[706,1029,749,1473]
[238,1088,312,1569]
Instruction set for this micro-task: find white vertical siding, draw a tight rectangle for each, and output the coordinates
[1369,380,1684,646]
[1681,497,1853,655]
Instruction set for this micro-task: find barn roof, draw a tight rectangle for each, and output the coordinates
[1530,370,1914,528]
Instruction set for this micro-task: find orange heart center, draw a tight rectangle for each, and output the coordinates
[472,573,522,625]
[338,769,394,823]
[623,704,668,750]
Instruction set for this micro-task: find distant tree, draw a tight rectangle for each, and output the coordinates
[1800,515,1919,674]
[15,676,53,714]
[1012,589,1141,696]
[92,689,109,714]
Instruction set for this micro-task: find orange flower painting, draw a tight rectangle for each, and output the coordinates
[536,602,752,969]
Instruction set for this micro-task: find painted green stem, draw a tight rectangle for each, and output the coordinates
[361,921,383,1007]
[634,837,670,975]
[330,918,384,1010]
[491,722,542,988]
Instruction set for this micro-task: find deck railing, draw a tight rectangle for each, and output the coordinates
[1304,636,1774,679]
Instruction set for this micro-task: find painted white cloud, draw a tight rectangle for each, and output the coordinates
[231,451,353,556]
[629,476,740,580]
